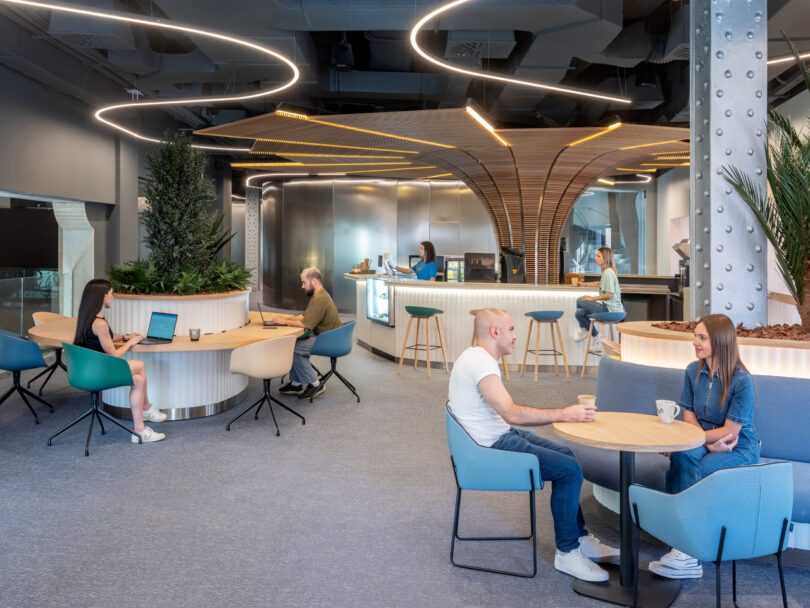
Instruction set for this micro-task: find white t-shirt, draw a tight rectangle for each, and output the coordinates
[448,346,510,447]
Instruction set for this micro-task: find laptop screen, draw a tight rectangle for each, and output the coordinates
[146,312,178,340]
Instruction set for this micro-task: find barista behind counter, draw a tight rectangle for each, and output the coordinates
[394,241,437,281]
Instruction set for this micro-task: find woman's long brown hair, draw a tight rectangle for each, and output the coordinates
[695,313,752,408]
[73,279,112,347]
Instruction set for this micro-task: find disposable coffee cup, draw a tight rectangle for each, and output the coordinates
[571,276,579,287]
[577,394,596,406]
[655,399,681,424]
[189,328,201,341]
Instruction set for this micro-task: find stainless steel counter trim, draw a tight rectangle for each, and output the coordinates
[103,388,248,421]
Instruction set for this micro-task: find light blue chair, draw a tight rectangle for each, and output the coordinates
[307,321,359,403]
[0,330,55,424]
[445,405,543,577]
[629,462,793,608]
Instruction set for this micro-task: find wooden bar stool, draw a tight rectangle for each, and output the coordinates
[468,309,510,380]
[581,311,627,377]
[520,311,570,383]
[397,306,448,378]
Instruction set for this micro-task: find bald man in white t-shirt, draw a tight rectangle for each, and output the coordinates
[448,308,618,582]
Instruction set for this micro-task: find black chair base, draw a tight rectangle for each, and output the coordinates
[26,348,66,395]
[312,357,360,403]
[226,379,305,436]
[48,391,141,456]
[450,470,537,578]
[0,370,54,424]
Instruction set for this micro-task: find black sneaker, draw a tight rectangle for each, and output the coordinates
[299,383,326,400]
[279,382,305,395]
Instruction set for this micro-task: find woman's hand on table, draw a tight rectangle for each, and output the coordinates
[705,433,738,452]
[560,403,597,423]
[126,333,143,345]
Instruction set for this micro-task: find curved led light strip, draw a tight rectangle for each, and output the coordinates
[410,0,631,105]
[567,122,622,147]
[618,139,686,151]
[1,0,299,152]
[232,161,412,168]
[341,166,438,174]
[274,110,454,149]
[465,106,510,146]
[768,51,810,65]
[268,153,406,159]
[617,167,657,172]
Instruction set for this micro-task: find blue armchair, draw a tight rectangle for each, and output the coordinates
[0,330,55,424]
[629,462,793,608]
[308,321,359,403]
[445,405,543,577]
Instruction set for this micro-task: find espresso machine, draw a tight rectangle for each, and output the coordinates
[672,239,690,291]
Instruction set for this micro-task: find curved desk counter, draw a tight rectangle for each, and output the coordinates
[28,312,303,419]
[347,274,600,370]
[618,321,810,378]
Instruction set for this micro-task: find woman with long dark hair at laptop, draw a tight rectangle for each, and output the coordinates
[74,279,167,443]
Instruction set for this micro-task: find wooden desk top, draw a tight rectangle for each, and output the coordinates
[618,321,810,349]
[553,412,705,453]
[27,311,303,352]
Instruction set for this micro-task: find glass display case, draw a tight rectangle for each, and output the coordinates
[366,278,395,326]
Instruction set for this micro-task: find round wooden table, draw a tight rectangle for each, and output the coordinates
[553,412,705,608]
[28,312,303,419]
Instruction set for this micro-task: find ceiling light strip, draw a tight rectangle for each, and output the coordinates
[618,139,687,150]
[596,178,615,186]
[343,166,438,174]
[232,161,412,168]
[274,111,453,149]
[567,122,622,147]
[767,51,810,65]
[640,162,690,167]
[465,106,510,146]
[410,0,631,105]
[226,135,419,154]
[0,0,299,152]
[424,173,454,179]
[617,168,657,172]
[268,153,405,159]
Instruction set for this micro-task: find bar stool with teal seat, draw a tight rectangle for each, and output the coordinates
[397,306,448,378]
[520,311,570,383]
[48,343,140,456]
[581,311,627,377]
[468,309,510,380]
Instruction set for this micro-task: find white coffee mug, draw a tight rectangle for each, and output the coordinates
[655,400,681,424]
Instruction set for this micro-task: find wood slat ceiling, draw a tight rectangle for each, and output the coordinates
[198,110,688,284]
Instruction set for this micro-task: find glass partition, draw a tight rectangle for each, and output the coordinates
[0,269,60,335]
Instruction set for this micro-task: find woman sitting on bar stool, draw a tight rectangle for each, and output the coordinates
[395,241,438,281]
[572,247,624,351]
[73,279,167,444]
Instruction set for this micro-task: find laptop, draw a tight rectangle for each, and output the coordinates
[139,312,179,345]
[256,300,284,328]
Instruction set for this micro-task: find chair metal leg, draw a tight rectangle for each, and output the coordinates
[715,526,727,608]
[84,408,95,457]
[449,465,537,578]
[96,408,141,441]
[26,363,54,387]
[27,349,66,395]
[48,407,94,445]
[19,385,54,413]
[15,389,40,424]
[632,502,641,608]
[334,369,360,403]
[776,517,790,608]
[94,409,106,435]
[226,393,268,430]
[270,394,304,425]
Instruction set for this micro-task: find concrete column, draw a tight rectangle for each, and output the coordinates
[245,188,261,291]
[109,136,140,266]
[690,0,768,326]
[209,157,233,261]
[53,202,93,316]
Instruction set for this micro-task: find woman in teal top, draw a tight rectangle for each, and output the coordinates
[572,247,624,342]
[395,241,437,281]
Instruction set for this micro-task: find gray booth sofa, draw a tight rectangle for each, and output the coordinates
[561,356,810,542]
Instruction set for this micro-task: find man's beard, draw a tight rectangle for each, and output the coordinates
[305,288,315,297]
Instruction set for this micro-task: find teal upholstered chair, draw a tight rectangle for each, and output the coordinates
[445,404,543,577]
[630,462,793,608]
[48,343,139,456]
[0,330,55,423]
[309,321,359,403]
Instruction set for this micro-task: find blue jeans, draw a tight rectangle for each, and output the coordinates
[575,299,609,335]
[666,444,760,494]
[289,336,317,385]
[491,428,587,552]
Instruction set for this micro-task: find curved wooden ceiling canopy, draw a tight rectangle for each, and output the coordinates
[198,108,688,284]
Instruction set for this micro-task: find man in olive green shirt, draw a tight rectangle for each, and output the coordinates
[271,267,342,400]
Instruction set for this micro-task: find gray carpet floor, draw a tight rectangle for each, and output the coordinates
[1,330,807,607]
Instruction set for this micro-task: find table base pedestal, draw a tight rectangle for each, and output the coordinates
[572,565,681,608]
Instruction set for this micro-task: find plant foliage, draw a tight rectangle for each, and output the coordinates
[724,35,810,330]
[109,134,251,295]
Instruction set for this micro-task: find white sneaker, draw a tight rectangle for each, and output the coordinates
[142,406,168,422]
[649,560,703,579]
[573,328,589,342]
[131,426,166,444]
[554,547,609,582]
[578,534,620,564]
[589,337,602,354]
[660,549,699,570]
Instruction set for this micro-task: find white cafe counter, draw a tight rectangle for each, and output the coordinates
[345,274,600,370]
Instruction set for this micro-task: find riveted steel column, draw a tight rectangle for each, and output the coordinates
[690,0,768,326]
[245,187,261,291]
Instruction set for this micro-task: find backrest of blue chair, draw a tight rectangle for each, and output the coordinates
[311,321,355,358]
[0,331,46,371]
[61,343,134,392]
[596,357,683,414]
[649,463,793,562]
[445,406,542,492]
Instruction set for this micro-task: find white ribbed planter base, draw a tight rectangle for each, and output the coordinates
[103,350,249,419]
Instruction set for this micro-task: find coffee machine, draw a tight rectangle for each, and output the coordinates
[672,239,690,291]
